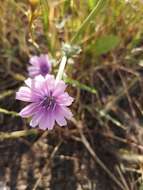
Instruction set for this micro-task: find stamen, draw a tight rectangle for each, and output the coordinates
[41,95,56,110]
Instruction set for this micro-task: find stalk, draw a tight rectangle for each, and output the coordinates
[56,0,105,81]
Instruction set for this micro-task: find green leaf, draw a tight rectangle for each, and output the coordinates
[88,0,98,9]
[94,35,120,55]
[64,77,97,94]
[71,0,105,44]
[40,0,49,32]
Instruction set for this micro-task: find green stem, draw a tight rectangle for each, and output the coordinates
[71,0,105,44]
[0,129,40,140]
[64,77,97,94]
[56,0,105,80]
[0,108,19,117]
[0,90,14,100]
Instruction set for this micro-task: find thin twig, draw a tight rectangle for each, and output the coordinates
[71,118,125,190]
[116,166,130,190]
[103,76,140,113]
[103,133,143,152]
[32,141,62,190]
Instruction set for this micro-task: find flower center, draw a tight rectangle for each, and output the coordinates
[41,95,56,110]
[40,64,49,75]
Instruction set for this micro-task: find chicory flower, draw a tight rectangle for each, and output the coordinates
[28,54,52,77]
[16,74,73,130]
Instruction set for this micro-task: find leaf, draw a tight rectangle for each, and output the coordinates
[88,0,98,9]
[71,0,105,44]
[94,35,120,55]
[40,0,49,32]
[64,77,97,94]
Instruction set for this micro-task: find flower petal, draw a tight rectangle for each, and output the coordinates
[28,55,51,77]
[39,54,49,64]
[55,115,67,126]
[16,87,32,102]
[60,106,73,119]
[25,78,32,87]
[43,75,55,93]
[57,93,74,106]
[29,56,39,66]
[28,66,40,77]
[30,111,43,127]
[53,81,67,96]
[39,111,55,130]
[28,65,39,71]
[24,78,45,98]
[54,105,73,124]
[30,75,47,97]
[45,74,55,82]
[19,103,39,118]
[34,75,45,87]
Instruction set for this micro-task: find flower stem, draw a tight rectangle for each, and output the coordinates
[0,129,39,140]
[56,0,105,81]
[0,108,19,117]
[56,55,67,82]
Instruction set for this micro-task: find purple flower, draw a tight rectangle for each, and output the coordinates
[16,74,74,130]
[28,54,52,77]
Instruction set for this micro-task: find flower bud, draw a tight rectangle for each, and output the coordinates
[28,0,39,10]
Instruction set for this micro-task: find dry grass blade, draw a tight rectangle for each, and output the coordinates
[71,118,125,190]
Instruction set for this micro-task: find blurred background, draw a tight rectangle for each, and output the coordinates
[0,0,143,189]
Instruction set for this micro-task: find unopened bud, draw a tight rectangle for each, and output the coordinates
[28,0,39,10]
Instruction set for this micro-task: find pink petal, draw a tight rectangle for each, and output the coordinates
[28,66,40,77]
[25,78,32,87]
[35,75,45,82]
[60,106,73,119]
[55,115,67,126]
[39,112,55,130]
[40,54,50,66]
[28,65,39,72]
[28,75,47,97]
[25,78,45,98]
[29,56,39,66]
[57,93,74,106]
[43,75,55,93]
[28,68,40,78]
[19,103,39,118]
[52,81,67,96]
[30,111,43,127]
[45,74,55,81]
[34,75,45,89]
[16,87,32,102]
[54,105,73,126]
